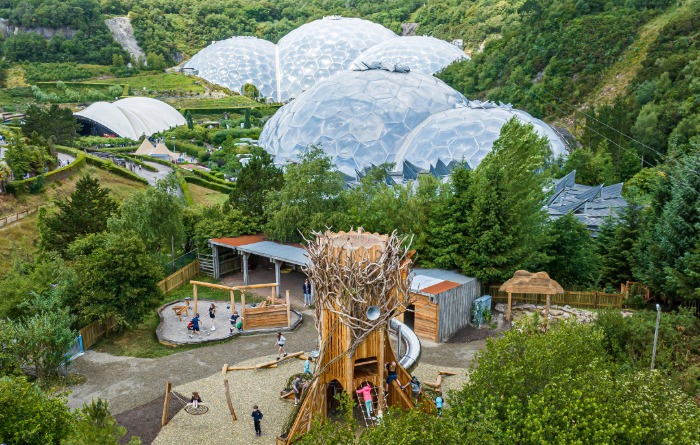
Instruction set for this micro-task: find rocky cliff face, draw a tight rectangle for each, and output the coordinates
[0,17,77,39]
[401,23,418,36]
[105,16,146,64]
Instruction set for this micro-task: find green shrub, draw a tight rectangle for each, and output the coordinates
[184,175,234,193]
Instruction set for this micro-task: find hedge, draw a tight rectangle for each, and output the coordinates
[118,154,159,172]
[174,169,194,206]
[5,150,86,195]
[183,175,234,194]
[190,168,232,187]
[133,155,174,167]
[57,146,149,185]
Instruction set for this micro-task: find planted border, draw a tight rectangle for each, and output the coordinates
[5,149,86,195]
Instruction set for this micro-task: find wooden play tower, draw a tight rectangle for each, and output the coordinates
[278,229,434,444]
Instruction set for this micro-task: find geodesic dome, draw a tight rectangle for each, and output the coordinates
[352,36,468,77]
[183,36,278,99]
[394,102,569,172]
[258,68,467,177]
[276,16,396,101]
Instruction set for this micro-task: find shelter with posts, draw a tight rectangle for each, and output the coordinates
[405,268,480,343]
[208,235,311,300]
[278,229,435,444]
[500,270,564,321]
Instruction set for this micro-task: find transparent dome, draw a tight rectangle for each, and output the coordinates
[352,36,468,77]
[394,102,568,172]
[276,16,396,101]
[183,36,278,100]
[258,68,467,177]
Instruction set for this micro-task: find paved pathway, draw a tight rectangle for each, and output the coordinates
[130,161,182,196]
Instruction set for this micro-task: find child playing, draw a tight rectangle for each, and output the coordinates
[356,382,374,419]
[229,311,243,335]
[189,392,202,409]
[276,332,287,360]
[435,391,444,416]
[251,405,263,436]
[189,314,201,338]
[208,303,217,331]
[384,361,398,395]
[292,375,303,406]
[303,357,312,374]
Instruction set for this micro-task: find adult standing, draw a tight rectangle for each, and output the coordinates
[302,279,312,307]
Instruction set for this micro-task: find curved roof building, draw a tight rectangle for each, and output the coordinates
[258,68,467,177]
[74,98,186,140]
[183,36,278,99]
[276,16,397,101]
[394,102,568,172]
[352,36,468,77]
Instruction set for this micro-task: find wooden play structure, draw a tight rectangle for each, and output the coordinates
[500,270,565,321]
[189,280,292,330]
[277,229,435,444]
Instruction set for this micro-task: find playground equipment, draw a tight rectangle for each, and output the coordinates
[277,229,435,444]
[189,281,292,330]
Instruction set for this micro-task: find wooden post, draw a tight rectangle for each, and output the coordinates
[545,294,550,321]
[223,379,237,421]
[507,292,512,321]
[594,291,599,309]
[286,290,291,327]
[378,327,386,409]
[230,290,235,314]
[271,285,275,301]
[193,284,198,316]
[241,291,246,330]
[161,381,172,427]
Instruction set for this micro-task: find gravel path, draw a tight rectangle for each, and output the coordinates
[152,360,469,445]
[67,309,318,415]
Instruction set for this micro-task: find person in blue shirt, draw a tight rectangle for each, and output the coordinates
[251,405,264,436]
[435,391,444,416]
[303,357,312,374]
[189,314,201,339]
[302,279,312,306]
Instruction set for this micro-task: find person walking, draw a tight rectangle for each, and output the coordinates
[303,357,312,375]
[302,279,312,307]
[208,303,217,331]
[292,375,303,406]
[189,313,201,339]
[435,391,444,416]
[276,332,287,360]
[251,405,263,436]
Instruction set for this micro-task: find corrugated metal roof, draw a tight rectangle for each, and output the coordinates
[411,268,475,285]
[236,241,310,266]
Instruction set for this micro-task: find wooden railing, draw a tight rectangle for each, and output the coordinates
[158,260,200,293]
[487,285,625,309]
[0,206,41,228]
[79,316,117,349]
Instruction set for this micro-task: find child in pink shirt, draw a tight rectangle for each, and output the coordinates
[356,383,374,418]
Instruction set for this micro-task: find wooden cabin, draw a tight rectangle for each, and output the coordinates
[404,269,480,343]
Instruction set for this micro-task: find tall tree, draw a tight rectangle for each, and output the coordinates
[23,104,81,146]
[542,212,598,289]
[68,232,162,327]
[39,174,118,255]
[596,204,643,289]
[108,182,184,253]
[228,147,283,221]
[264,146,346,242]
[457,119,550,282]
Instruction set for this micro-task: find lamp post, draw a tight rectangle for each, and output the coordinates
[651,303,661,370]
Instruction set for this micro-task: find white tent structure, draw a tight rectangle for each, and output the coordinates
[75,98,186,140]
[134,139,177,161]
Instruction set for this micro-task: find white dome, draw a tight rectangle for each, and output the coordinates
[276,16,396,101]
[394,103,568,172]
[184,36,278,99]
[75,98,186,140]
[258,68,467,178]
[352,36,468,77]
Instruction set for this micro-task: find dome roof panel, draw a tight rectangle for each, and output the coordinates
[259,69,466,178]
[352,36,468,77]
[395,105,569,173]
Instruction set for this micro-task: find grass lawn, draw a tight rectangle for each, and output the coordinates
[0,166,147,275]
[93,276,266,358]
[0,165,147,218]
[188,183,229,207]
[163,95,262,109]
[90,73,208,94]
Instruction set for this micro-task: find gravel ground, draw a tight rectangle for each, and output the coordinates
[153,359,469,445]
[152,354,302,445]
[159,299,301,345]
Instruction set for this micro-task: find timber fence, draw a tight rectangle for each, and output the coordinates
[79,316,117,349]
[0,206,41,228]
[158,259,200,293]
[487,285,625,309]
